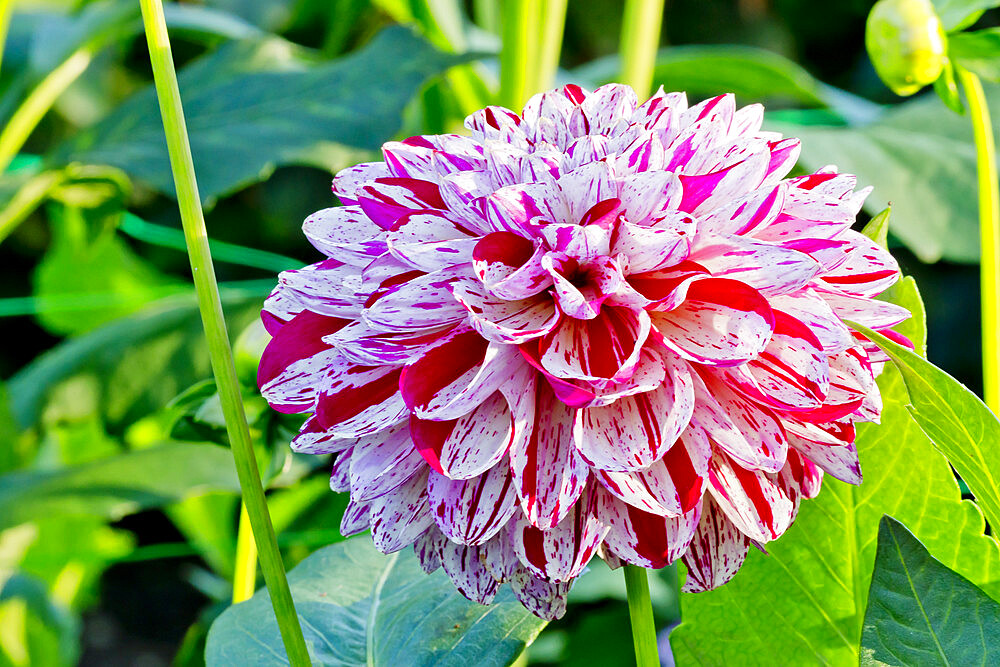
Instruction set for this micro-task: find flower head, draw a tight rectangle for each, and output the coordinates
[259,84,908,618]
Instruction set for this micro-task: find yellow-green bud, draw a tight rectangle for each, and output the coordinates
[866,0,947,96]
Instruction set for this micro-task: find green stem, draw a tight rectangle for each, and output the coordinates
[137,1,310,664]
[499,0,540,109]
[623,564,659,667]
[618,0,665,97]
[232,503,259,603]
[0,48,93,173]
[957,67,1000,415]
[535,0,568,94]
[0,0,14,75]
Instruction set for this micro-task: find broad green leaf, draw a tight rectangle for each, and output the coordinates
[878,276,928,357]
[51,27,467,205]
[769,86,1000,263]
[671,285,1000,666]
[574,45,829,108]
[949,28,1000,81]
[931,0,1000,31]
[852,323,1000,547]
[861,516,1000,666]
[0,442,240,532]
[7,291,262,430]
[205,536,547,666]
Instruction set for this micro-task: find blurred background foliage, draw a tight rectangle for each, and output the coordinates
[0,0,995,664]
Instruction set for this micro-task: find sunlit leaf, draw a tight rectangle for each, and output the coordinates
[205,536,546,666]
[671,279,1000,665]
[861,516,1000,666]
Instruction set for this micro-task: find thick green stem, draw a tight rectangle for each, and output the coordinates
[232,503,259,603]
[618,0,665,97]
[623,564,660,667]
[958,67,1000,415]
[499,0,540,110]
[137,1,310,664]
[0,48,93,173]
[535,0,568,94]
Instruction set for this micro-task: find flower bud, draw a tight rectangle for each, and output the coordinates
[866,0,947,96]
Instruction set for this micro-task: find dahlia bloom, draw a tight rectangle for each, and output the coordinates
[258,84,908,619]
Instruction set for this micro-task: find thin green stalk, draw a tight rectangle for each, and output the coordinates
[0,0,14,75]
[0,170,64,244]
[618,0,665,97]
[957,66,1000,415]
[499,0,540,109]
[623,565,659,667]
[232,503,259,603]
[0,48,93,173]
[137,1,310,664]
[535,0,568,94]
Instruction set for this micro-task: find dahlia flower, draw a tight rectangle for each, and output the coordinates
[258,84,908,619]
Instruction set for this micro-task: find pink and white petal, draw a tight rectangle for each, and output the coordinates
[595,487,700,569]
[612,218,692,273]
[440,541,501,605]
[486,182,567,235]
[464,106,529,149]
[707,452,795,543]
[724,310,830,411]
[349,423,426,502]
[438,171,493,229]
[332,162,391,204]
[473,232,554,300]
[480,532,521,582]
[539,306,651,383]
[258,310,349,412]
[777,448,824,507]
[315,361,407,438]
[504,376,589,528]
[700,183,785,237]
[452,284,561,344]
[819,231,900,297]
[327,320,457,367]
[689,235,821,297]
[556,161,618,223]
[413,526,447,573]
[678,150,770,215]
[329,447,353,492]
[681,496,750,592]
[787,433,862,484]
[575,354,695,471]
[510,567,572,620]
[368,470,434,553]
[651,279,774,367]
[596,422,709,515]
[428,463,519,545]
[692,372,788,473]
[770,290,855,355]
[278,261,367,318]
[581,83,639,133]
[340,500,371,537]
[762,138,801,184]
[363,266,472,332]
[409,392,514,479]
[617,171,684,224]
[357,177,446,229]
[402,332,523,419]
[730,103,765,138]
[302,206,387,265]
[510,488,609,582]
[611,130,667,173]
[290,415,354,455]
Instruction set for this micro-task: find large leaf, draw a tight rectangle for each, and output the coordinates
[768,87,1000,263]
[205,536,547,666]
[861,516,1000,666]
[853,323,1000,546]
[51,27,467,205]
[0,442,240,532]
[671,280,1000,666]
[932,0,1000,31]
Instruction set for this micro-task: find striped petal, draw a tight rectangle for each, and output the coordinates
[428,462,519,545]
[368,470,434,553]
[409,392,513,479]
[596,487,701,569]
[707,452,795,543]
[681,496,750,592]
[349,423,425,502]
